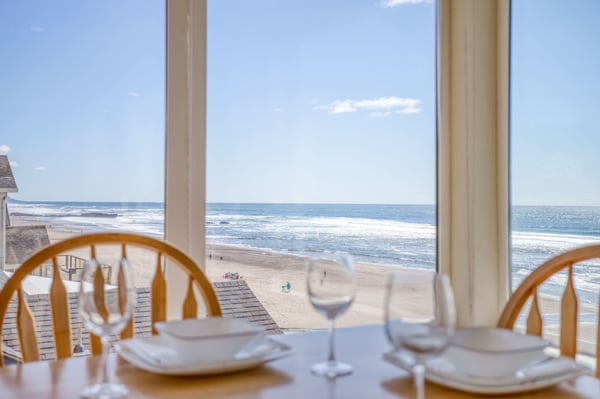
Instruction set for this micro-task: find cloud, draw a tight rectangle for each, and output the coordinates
[128,92,141,97]
[34,166,46,171]
[315,96,422,117]
[0,144,10,154]
[9,161,18,168]
[381,0,432,7]
[272,107,283,113]
[30,26,45,32]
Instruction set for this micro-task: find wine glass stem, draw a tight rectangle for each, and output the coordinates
[101,335,111,386]
[327,318,336,363]
[413,363,425,399]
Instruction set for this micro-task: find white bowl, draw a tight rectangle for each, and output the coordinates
[445,328,550,378]
[154,317,265,363]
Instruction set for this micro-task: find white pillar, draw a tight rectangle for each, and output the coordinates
[437,0,510,326]
[165,0,207,319]
[0,192,6,271]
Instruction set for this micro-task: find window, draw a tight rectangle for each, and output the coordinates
[510,0,600,344]
[206,0,437,330]
[0,0,165,284]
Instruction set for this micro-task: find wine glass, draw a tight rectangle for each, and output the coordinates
[306,253,356,378]
[384,272,455,399]
[79,246,135,399]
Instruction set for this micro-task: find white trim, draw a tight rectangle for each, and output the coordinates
[165,0,207,318]
[438,0,510,326]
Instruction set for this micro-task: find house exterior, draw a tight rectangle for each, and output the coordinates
[0,155,18,271]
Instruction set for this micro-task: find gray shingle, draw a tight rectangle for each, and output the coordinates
[5,225,50,266]
[0,156,17,192]
[1,280,280,362]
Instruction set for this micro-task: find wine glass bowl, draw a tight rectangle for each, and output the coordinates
[384,272,455,399]
[79,247,135,399]
[306,253,356,378]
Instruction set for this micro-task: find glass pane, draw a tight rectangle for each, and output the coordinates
[510,0,600,347]
[0,0,165,284]
[207,0,436,331]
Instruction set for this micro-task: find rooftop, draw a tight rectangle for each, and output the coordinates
[5,225,51,266]
[0,156,17,193]
[0,279,281,362]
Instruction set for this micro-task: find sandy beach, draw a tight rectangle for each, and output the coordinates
[12,216,594,345]
[10,216,433,332]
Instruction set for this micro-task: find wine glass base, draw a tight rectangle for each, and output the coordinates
[81,382,129,399]
[311,361,353,378]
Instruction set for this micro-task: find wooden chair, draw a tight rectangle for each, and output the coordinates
[497,244,600,376]
[0,232,222,366]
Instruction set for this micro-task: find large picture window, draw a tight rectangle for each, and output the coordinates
[206,0,437,330]
[0,0,165,285]
[510,0,600,346]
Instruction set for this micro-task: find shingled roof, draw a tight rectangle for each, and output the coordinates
[1,280,280,362]
[0,156,17,193]
[5,225,51,266]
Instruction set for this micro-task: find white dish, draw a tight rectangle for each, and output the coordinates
[154,317,265,363]
[116,335,292,376]
[447,328,550,378]
[384,351,589,395]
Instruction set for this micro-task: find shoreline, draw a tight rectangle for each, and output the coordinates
[10,216,431,331]
[10,217,590,337]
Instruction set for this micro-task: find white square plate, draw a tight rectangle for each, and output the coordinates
[383,351,589,395]
[116,335,292,376]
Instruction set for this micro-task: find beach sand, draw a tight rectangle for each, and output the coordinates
[12,217,594,342]
[11,216,432,332]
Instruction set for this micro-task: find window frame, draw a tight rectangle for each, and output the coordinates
[165,0,512,325]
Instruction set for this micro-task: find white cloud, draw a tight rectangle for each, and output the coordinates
[128,92,141,97]
[315,96,422,117]
[381,0,432,8]
[328,100,357,114]
[272,107,283,113]
[30,26,45,32]
[9,161,17,168]
[35,166,46,171]
[0,144,10,154]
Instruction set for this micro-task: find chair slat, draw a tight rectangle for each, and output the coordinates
[118,244,134,340]
[93,262,109,323]
[151,253,166,335]
[89,334,102,356]
[182,276,197,319]
[526,288,543,336]
[50,257,72,360]
[560,264,578,358]
[17,288,40,362]
[88,245,104,355]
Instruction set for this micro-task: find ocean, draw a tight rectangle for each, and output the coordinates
[7,201,600,304]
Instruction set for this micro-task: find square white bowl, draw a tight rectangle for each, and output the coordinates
[445,327,550,378]
[154,317,265,363]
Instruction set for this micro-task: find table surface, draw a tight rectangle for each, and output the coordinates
[1,324,599,399]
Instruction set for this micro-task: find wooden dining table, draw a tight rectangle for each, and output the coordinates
[1,324,599,398]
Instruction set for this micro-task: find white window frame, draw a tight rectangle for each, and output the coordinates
[165,0,512,325]
[164,0,207,318]
[437,0,510,326]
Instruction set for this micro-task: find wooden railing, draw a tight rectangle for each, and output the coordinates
[56,255,112,281]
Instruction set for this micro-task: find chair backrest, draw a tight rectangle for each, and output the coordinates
[497,244,600,376]
[0,232,222,366]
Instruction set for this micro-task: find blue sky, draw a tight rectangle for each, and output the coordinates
[1,0,599,205]
[0,0,436,204]
[511,0,600,206]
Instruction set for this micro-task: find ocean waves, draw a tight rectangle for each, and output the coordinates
[8,202,600,282]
